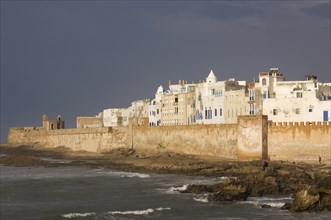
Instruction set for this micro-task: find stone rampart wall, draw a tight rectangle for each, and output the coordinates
[132,124,238,158]
[7,127,129,152]
[268,122,331,162]
[8,118,330,161]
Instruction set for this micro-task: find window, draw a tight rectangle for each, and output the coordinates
[273,109,278,115]
[205,110,208,119]
[295,108,300,114]
[262,78,267,85]
[296,92,302,98]
[309,109,313,113]
[220,108,222,116]
[175,107,178,114]
[175,97,178,103]
[157,109,159,114]
[215,109,217,116]
[249,104,255,115]
[249,89,255,101]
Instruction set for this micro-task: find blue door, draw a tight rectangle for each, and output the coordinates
[323,111,328,122]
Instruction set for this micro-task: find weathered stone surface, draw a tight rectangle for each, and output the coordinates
[181,185,212,194]
[284,176,331,212]
[207,178,249,201]
[261,204,272,208]
[288,189,320,212]
[0,155,50,167]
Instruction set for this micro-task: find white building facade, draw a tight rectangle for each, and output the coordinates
[250,68,331,122]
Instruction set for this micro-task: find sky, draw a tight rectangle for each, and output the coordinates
[1,0,330,143]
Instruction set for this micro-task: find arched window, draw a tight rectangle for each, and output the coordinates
[262,78,267,85]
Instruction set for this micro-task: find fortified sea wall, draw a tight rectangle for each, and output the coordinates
[7,116,266,160]
[7,127,128,152]
[268,122,331,162]
[131,124,238,159]
[7,116,331,161]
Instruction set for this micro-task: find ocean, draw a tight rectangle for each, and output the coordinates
[1,159,330,220]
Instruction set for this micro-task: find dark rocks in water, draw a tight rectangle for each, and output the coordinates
[260,204,272,208]
[284,176,331,212]
[244,172,279,197]
[288,189,320,212]
[208,178,249,201]
[181,184,212,194]
[0,155,50,167]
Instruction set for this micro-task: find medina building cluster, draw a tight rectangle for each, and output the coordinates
[77,68,331,129]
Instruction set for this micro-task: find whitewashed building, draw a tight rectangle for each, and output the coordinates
[250,68,331,122]
[195,70,248,125]
[103,108,131,127]
[148,85,164,126]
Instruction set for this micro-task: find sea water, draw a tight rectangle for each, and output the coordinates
[0,163,329,220]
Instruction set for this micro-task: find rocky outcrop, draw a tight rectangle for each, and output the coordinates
[180,161,331,213]
[0,155,51,167]
[208,178,249,201]
[284,176,331,212]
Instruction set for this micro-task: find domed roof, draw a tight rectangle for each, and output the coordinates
[156,85,164,94]
[206,69,217,83]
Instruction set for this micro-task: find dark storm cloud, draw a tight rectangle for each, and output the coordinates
[195,1,262,22]
[303,1,331,19]
[1,1,330,142]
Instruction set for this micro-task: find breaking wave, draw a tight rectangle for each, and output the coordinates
[193,196,209,203]
[92,169,150,178]
[166,184,188,193]
[108,207,171,215]
[61,212,96,218]
[114,171,150,178]
[242,196,293,208]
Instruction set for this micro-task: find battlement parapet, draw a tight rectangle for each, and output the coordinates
[268,121,330,128]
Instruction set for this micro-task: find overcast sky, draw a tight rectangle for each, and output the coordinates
[1,0,330,142]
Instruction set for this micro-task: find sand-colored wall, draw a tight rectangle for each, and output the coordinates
[131,124,238,158]
[237,115,268,160]
[7,127,128,152]
[76,117,103,128]
[268,122,331,162]
[7,119,330,161]
[7,124,239,158]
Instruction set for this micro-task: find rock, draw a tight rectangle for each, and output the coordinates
[260,204,271,208]
[282,202,292,210]
[242,172,279,197]
[208,179,249,201]
[288,189,320,212]
[0,155,50,167]
[181,184,211,194]
[284,176,331,212]
[317,176,331,195]
[208,186,249,201]
[318,194,331,211]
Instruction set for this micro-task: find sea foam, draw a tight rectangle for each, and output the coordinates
[108,207,171,215]
[166,184,188,193]
[93,169,150,178]
[61,212,96,218]
[193,196,209,203]
[243,196,293,208]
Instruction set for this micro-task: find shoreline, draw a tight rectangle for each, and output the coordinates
[1,144,330,212]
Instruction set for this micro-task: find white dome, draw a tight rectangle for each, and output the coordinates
[156,85,164,94]
[206,69,217,83]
